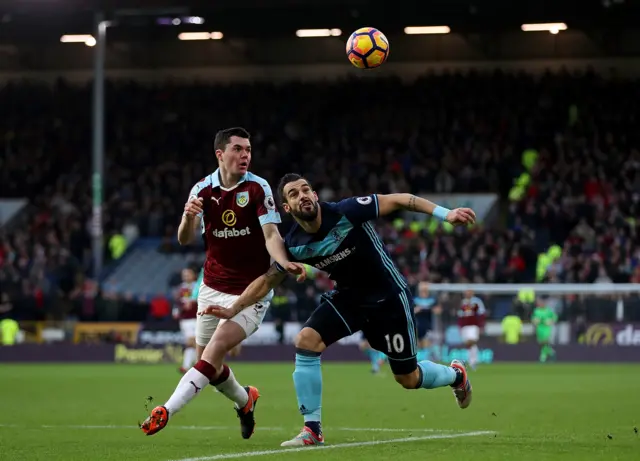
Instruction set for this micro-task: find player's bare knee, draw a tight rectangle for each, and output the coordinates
[295,327,325,353]
[394,371,420,389]
[195,344,205,361]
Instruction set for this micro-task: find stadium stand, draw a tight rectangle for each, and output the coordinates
[1,70,639,321]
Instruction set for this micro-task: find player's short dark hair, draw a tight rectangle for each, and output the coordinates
[278,173,308,204]
[213,127,250,152]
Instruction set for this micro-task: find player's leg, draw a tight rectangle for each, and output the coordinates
[375,349,388,370]
[416,319,433,361]
[228,344,242,357]
[140,308,220,436]
[196,343,205,361]
[461,326,480,369]
[359,335,382,374]
[537,330,554,362]
[281,293,359,447]
[141,285,250,436]
[468,340,479,369]
[366,290,472,409]
[179,319,197,374]
[200,311,264,439]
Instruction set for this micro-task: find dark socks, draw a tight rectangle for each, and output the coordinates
[305,421,322,436]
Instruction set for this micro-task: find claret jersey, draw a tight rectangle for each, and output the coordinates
[189,169,280,295]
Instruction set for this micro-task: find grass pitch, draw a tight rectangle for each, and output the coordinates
[0,362,637,460]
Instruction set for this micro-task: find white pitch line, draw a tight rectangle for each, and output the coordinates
[169,431,495,461]
[0,424,446,433]
[334,427,439,432]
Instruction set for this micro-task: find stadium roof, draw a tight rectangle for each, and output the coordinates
[0,0,637,41]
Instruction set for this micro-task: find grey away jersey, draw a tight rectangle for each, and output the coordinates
[277,195,408,301]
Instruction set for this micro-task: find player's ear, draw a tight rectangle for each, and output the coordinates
[313,191,318,200]
[215,149,224,163]
[282,203,291,214]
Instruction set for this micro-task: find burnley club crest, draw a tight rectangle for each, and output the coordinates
[236,191,250,208]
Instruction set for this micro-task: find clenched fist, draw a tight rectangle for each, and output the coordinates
[445,208,476,227]
[183,197,203,219]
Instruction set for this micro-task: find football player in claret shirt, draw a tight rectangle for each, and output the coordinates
[200,173,477,447]
[174,268,199,374]
[457,289,486,370]
[141,128,305,438]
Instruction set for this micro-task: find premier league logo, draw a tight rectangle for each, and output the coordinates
[264,195,276,210]
[331,229,341,242]
[236,191,249,208]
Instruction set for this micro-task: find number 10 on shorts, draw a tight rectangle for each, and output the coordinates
[384,333,405,354]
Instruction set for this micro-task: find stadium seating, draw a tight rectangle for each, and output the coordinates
[1,70,639,321]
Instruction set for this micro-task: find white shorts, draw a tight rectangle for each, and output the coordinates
[179,319,197,339]
[460,325,480,343]
[195,283,273,347]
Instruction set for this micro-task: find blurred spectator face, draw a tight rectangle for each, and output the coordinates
[181,268,196,283]
[418,282,430,298]
[464,289,474,299]
[216,136,251,176]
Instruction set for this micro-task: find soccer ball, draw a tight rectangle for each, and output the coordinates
[346,27,390,69]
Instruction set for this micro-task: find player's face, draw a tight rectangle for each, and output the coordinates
[216,136,251,175]
[282,179,319,222]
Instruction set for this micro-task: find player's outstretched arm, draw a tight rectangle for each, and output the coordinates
[198,263,289,319]
[376,194,476,226]
[261,223,304,277]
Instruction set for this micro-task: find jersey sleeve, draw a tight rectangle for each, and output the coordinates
[336,194,379,224]
[253,182,281,226]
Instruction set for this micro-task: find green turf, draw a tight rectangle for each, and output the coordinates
[0,363,637,460]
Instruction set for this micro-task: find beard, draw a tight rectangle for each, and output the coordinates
[291,201,319,222]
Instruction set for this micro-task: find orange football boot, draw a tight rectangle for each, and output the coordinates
[140,405,169,436]
[450,359,473,409]
[235,386,260,439]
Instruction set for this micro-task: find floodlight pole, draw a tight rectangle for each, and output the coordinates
[91,13,108,280]
[90,7,189,280]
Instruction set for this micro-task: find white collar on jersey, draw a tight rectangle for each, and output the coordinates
[211,168,248,192]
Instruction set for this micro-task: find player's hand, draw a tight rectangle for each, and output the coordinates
[283,262,308,282]
[414,307,423,313]
[445,208,476,227]
[198,304,237,319]
[184,197,203,219]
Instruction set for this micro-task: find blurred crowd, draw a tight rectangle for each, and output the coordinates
[1,68,639,322]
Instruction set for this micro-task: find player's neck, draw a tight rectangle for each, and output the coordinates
[218,168,244,189]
